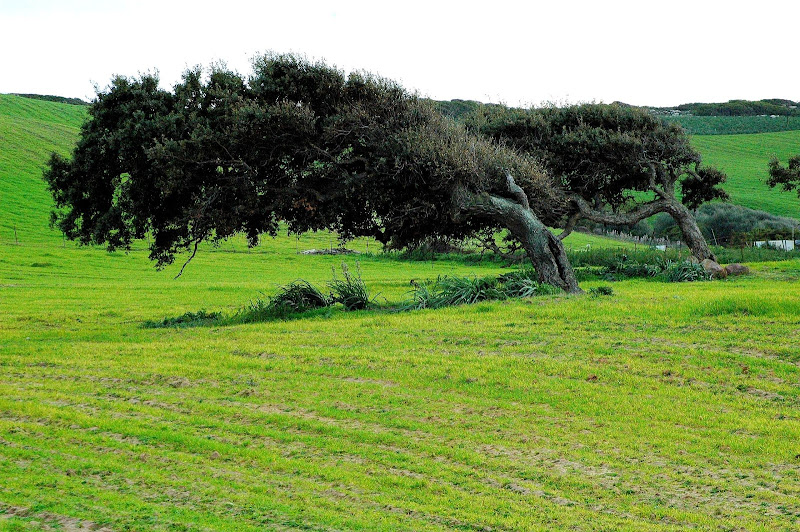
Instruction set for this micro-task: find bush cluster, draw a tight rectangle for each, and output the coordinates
[401,269,560,311]
[653,203,799,245]
[600,256,710,283]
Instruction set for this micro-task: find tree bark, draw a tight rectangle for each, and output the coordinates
[453,185,582,293]
[664,202,716,262]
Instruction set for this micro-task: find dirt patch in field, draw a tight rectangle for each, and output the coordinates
[0,504,112,531]
[339,376,397,387]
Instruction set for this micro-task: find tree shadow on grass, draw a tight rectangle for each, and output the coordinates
[140,306,337,329]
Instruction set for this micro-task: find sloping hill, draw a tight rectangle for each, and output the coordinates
[692,131,800,218]
[0,94,86,244]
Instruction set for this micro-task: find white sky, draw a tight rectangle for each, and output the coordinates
[1,0,797,107]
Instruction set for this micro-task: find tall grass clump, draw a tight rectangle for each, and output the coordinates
[403,275,503,310]
[402,269,560,311]
[599,256,711,283]
[270,280,330,313]
[498,268,561,297]
[663,261,711,283]
[329,262,377,310]
[233,281,332,323]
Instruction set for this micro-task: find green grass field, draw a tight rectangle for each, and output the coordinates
[692,131,800,218]
[2,94,800,530]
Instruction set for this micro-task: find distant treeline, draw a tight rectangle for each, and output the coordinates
[435,98,800,135]
[652,99,800,117]
[662,115,800,135]
[14,93,88,106]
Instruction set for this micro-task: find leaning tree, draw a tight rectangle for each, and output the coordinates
[467,103,728,261]
[45,54,582,292]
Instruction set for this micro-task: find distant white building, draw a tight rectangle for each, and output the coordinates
[753,240,797,251]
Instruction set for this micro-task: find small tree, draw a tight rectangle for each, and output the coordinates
[45,54,582,292]
[767,155,800,198]
[467,103,728,261]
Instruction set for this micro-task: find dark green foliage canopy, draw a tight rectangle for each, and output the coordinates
[44,54,555,269]
[463,103,725,261]
[767,154,800,198]
[675,99,800,117]
[466,103,728,214]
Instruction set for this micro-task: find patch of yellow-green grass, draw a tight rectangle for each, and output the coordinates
[2,238,799,531]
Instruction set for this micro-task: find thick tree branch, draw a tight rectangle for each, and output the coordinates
[504,170,530,210]
[646,162,670,199]
[572,194,671,226]
[557,211,581,241]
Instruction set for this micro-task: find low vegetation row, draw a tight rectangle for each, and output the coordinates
[145,250,754,328]
[658,99,800,117]
[143,264,566,328]
[388,230,800,269]
[436,98,800,135]
[14,93,88,106]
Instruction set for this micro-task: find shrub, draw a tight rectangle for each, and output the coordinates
[589,286,614,297]
[653,203,800,246]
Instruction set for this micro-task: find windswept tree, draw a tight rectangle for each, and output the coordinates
[467,103,728,261]
[45,54,581,292]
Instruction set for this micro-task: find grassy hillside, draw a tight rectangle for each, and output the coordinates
[0,94,86,244]
[692,131,800,218]
[2,96,800,530]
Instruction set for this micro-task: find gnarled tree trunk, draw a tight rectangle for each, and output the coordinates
[664,202,716,262]
[452,179,581,293]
